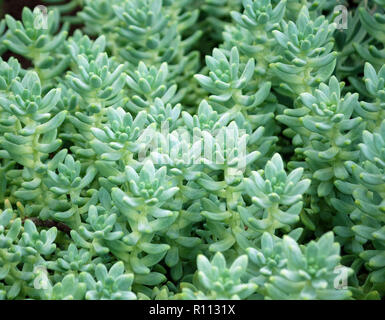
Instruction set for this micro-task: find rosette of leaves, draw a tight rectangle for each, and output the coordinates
[246,232,287,298]
[195,47,272,121]
[38,152,97,227]
[178,252,257,299]
[70,204,129,261]
[224,0,286,77]
[0,201,58,300]
[6,148,95,223]
[248,231,352,300]
[194,47,277,162]
[1,0,385,301]
[79,261,137,300]
[194,122,262,189]
[355,5,385,69]
[269,6,337,97]
[182,100,231,132]
[41,273,87,300]
[110,0,201,107]
[125,62,179,113]
[78,0,120,36]
[0,57,22,94]
[258,232,352,300]
[0,71,66,209]
[162,100,236,183]
[3,7,69,81]
[150,123,264,258]
[46,243,93,274]
[143,125,207,202]
[112,0,169,65]
[65,52,126,117]
[144,100,264,194]
[19,219,57,258]
[238,153,310,236]
[276,0,339,23]
[231,0,286,35]
[0,71,64,167]
[67,32,107,67]
[90,106,148,176]
[0,57,22,201]
[77,0,201,77]
[338,120,385,284]
[147,98,182,131]
[64,51,126,159]
[112,0,200,75]
[0,202,23,299]
[110,161,179,286]
[355,63,385,130]
[278,76,363,200]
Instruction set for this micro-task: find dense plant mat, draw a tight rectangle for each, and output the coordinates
[0,0,384,300]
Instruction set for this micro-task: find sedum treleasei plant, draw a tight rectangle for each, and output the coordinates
[0,0,384,301]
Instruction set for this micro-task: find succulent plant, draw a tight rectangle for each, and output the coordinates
[0,0,384,301]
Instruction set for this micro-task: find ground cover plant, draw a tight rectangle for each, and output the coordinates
[0,0,385,300]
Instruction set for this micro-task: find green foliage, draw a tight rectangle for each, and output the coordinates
[4,7,69,80]
[270,6,337,97]
[178,252,257,299]
[248,232,352,299]
[336,120,385,284]
[278,76,363,201]
[0,0,385,300]
[239,153,310,234]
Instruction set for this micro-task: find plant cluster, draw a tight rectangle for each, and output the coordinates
[0,0,384,300]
